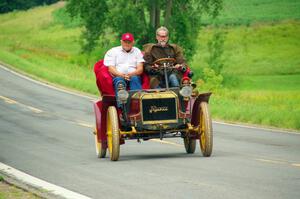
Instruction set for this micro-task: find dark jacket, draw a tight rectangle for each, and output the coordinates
[143,43,186,74]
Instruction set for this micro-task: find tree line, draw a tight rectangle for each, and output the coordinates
[0,0,58,13]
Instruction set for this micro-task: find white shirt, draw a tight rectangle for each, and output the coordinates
[104,46,145,74]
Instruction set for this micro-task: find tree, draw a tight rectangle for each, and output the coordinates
[66,0,223,60]
[66,0,108,52]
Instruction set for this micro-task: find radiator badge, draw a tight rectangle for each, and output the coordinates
[149,106,168,113]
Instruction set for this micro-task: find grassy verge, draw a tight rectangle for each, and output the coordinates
[210,89,300,129]
[0,2,299,130]
[0,176,41,199]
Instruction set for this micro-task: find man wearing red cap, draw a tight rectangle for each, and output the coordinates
[104,33,144,106]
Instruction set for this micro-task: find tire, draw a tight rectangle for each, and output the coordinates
[94,128,106,158]
[198,102,213,157]
[184,137,196,154]
[107,106,120,161]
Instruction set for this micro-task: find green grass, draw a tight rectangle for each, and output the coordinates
[202,0,300,25]
[210,89,300,129]
[0,2,103,95]
[235,75,300,91]
[0,2,299,130]
[0,180,41,199]
[191,20,300,130]
[192,21,300,76]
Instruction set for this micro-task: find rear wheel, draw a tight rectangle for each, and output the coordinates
[184,137,196,154]
[198,102,213,157]
[107,106,120,161]
[94,128,106,158]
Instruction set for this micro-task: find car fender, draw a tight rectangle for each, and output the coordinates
[191,92,212,126]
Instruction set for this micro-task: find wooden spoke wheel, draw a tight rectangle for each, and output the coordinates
[107,106,120,161]
[198,102,213,157]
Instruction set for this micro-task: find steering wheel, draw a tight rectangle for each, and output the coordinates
[153,58,176,66]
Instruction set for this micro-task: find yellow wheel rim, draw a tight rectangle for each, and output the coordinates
[107,119,113,154]
[106,106,120,161]
[198,102,213,157]
[200,108,206,151]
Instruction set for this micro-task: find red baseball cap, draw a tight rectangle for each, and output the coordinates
[121,33,134,42]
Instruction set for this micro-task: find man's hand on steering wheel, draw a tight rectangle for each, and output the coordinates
[150,58,181,74]
[152,63,159,70]
[174,64,182,69]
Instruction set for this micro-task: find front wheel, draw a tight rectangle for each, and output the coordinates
[198,102,213,157]
[184,137,196,154]
[107,106,120,161]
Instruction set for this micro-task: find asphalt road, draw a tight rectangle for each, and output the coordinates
[0,65,300,199]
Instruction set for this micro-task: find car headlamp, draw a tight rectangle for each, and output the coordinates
[179,86,193,98]
[117,90,129,103]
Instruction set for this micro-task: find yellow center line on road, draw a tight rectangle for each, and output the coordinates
[0,95,43,113]
[255,158,300,168]
[0,95,17,104]
[291,163,300,168]
[150,139,183,147]
[255,158,286,164]
[75,120,94,128]
[1,95,95,128]
[27,106,43,113]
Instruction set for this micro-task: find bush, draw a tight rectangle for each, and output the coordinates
[198,67,223,91]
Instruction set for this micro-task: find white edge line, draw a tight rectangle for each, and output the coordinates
[0,162,92,199]
[214,121,300,135]
[0,64,96,101]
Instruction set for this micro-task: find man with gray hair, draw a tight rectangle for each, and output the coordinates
[143,26,187,88]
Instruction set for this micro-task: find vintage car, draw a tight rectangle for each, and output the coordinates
[93,58,213,161]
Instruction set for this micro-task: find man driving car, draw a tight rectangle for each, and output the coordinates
[143,26,187,88]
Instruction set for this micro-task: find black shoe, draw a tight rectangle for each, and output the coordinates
[120,122,132,131]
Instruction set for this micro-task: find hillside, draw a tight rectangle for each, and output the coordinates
[0,1,299,130]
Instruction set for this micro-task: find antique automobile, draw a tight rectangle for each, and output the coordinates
[93,58,213,161]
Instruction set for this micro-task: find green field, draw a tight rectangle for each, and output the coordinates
[0,1,299,130]
[202,0,300,25]
[192,20,300,130]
